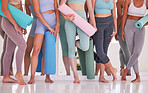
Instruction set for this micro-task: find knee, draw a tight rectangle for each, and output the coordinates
[32,47,41,56]
[132,52,140,59]
[18,42,27,51]
[79,42,89,51]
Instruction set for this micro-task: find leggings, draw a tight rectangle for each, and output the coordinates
[59,14,68,57]
[0,16,13,75]
[125,19,145,74]
[93,15,114,64]
[118,23,131,73]
[29,17,37,37]
[65,10,89,58]
[35,13,56,35]
[1,17,27,75]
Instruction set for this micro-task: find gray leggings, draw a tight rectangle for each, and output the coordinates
[0,16,13,75]
[93,15,114,64]
[125,19,145,74]
[118,23,131,73]
[1,17,27,75]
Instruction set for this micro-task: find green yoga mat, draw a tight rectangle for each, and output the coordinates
[0,0,33,29]
[135,14,148,29]
[77,39,95,79]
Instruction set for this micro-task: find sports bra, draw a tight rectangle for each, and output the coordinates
[95,0,114,14]
[67,0,86,5]
[8,0,21,5]
[39,0,55,13]
[128,0,146,16]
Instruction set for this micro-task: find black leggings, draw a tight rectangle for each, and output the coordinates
[93,15,114,64]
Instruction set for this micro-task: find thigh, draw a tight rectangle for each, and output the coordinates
[35,19,46,35]
[77,27,89,47]
[133,28,145,55]
[65,20,76,49]
[33,33,44,50]
[1,17,26,46]
[103,23,114,54]
[124,24,134,54]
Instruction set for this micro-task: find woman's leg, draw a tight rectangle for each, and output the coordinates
[121,20,135,81]
[127,27,145,83]
[0,33,6,76]
[65,20,80,83]
[59,15,70,75]
[24,36,34,76]
[2,17,27,85]
[28,33,44,84]
[3,37,17,83]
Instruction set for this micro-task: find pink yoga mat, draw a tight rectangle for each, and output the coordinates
[58,3,97,37]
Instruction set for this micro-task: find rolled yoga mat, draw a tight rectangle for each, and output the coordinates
[36,31,56,75]
[36,46,43,72]
[77,39,95,79]
[0,0,33,29]
[58,3,97,37]
[135,14,148,29]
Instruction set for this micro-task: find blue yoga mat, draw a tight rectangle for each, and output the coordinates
[36,31,56,75]
[135,14,148,29]
[36,46,43,72]
[0,0,33,29]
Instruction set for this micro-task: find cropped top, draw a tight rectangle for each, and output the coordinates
[95,0,114,14]
[8,0,21,5]
[67,0,86,5]
[128,0,146,17]
[39,0,55,13]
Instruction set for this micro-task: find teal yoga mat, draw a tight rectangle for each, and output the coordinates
[0,0,33,29]
[77,39,95,79]
[36,31,56,75]
[135,14,148,29]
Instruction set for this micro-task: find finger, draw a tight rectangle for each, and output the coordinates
[49,32,51,35]
[110,36,113,42]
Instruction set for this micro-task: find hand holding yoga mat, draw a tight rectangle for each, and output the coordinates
[135,14,148,29]
[58,3,97,37]
[0,0,33,29]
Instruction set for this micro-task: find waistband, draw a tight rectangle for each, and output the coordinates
[95,15,113,24]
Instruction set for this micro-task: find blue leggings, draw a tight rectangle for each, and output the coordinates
[65,10,89,58]
[35,13,56,35]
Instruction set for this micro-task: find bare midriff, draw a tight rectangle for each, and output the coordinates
[127,15,143,20]
[68,4,84,10]
[42,10,55,14]
[11,3,21,9]
[95,13,112,17]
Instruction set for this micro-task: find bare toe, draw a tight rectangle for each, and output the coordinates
[99,77,109,83]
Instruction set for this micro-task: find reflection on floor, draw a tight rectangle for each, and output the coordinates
[0,75,148,93]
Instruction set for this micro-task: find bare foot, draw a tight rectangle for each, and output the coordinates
[99,77,109,83]
[45,77,54,83]
[105,67,111,76]
[28,78,35,84]
[9,69,13,76]
[121,69,128,81]
[41,73,45,76]
[112,68,117,82]
[2,75,17,83]
[15,72,27,85]
[73,79,80,84]
[131,77,141,83]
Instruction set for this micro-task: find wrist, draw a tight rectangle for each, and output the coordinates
[56,23,60,27]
